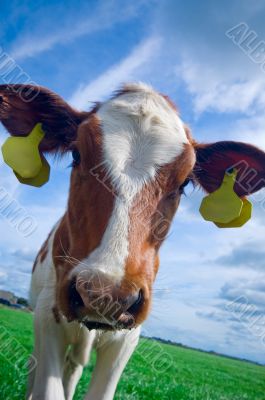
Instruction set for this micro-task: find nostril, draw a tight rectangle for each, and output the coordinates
[69,280,84,310]
[126,289,144,315]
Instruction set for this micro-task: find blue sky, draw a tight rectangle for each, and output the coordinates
[1,0,265,364]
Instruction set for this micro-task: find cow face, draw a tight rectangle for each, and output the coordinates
[57,84,196,329]
[1,83,265,330]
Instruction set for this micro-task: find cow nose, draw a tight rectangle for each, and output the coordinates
[71,274,143,327]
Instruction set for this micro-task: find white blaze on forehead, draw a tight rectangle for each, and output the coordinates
[74,83,188,281]
[99,83,188,195]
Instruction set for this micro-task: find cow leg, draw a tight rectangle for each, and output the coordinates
[62,353,83,400]
[26,349,37,400]
[85,327,141,400]
[63,329,95,400]
[30,290,67,400]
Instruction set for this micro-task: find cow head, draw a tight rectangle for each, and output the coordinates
[1,83,265,330]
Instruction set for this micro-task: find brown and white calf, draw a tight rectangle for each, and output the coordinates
[1,83,265,400]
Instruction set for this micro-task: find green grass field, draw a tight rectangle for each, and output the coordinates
[0,306,264,400]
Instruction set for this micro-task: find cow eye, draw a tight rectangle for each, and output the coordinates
[72,149,81,166]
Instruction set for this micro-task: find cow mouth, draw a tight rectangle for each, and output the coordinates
[81,312,135,331]
[82,320,114,330]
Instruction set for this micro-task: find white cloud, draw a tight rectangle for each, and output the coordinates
[0,196,65,296]
[10,1,147,60]
[231,113,265,148]
[69,36,162,108]
[150,0,265,117]
[177,60,265,115]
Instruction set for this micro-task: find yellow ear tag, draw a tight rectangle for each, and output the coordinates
[14,155,50,187]
[215,198,252,228]
[199,169,243,224]
[2,123,45,178]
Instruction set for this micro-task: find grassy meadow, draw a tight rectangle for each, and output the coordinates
[0,306,264,400]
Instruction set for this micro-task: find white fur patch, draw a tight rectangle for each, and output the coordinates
[29,221,60,309]
[74,83,188,280]
[100,83,188,195]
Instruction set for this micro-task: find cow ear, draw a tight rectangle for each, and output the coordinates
[0,84,88,153]
[194,141,265,197]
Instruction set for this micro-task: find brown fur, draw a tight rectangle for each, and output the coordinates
[0,84,88,153]
[52,115,116,321]
[194,141,265,196]
[119,143,195,324]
